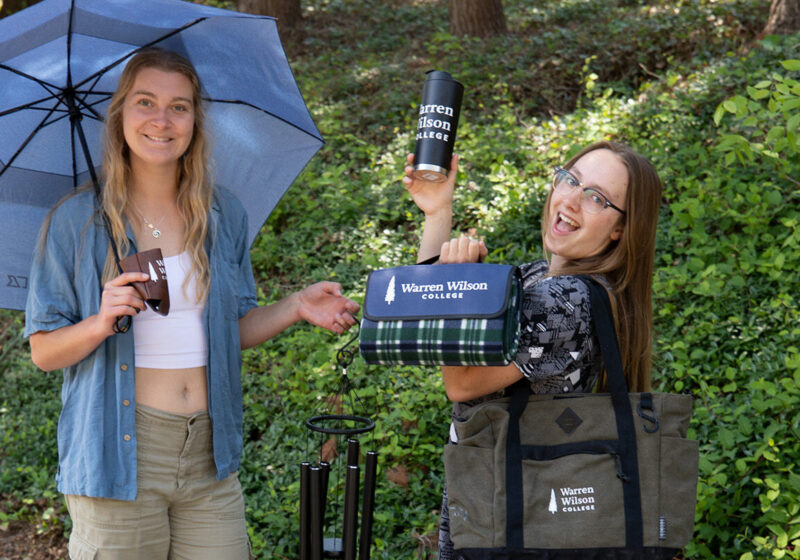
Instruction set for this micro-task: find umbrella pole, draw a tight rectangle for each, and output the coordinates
[66,91,125,274]
[69,104,100,190]
[67,90,131,334]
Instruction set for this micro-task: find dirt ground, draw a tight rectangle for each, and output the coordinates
[0,521,68,560]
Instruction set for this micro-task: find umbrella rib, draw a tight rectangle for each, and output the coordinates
[75,92,111,122]
[75,74,111,121]
[72,14,274,92]
[20,109,72,129]
[0,63,62,96]
[73,17,210,91]
[0,95,65,117]
[0,67,108,120]
[206,98,324,143]
[1,92,107,120]
[66,0,76,92]
[0,105,60,180]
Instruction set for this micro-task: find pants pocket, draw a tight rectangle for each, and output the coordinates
[67,533,98,560]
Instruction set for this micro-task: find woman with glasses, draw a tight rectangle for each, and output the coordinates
[403,141,663,558]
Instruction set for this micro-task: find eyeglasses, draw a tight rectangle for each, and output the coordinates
[552,166,626,215]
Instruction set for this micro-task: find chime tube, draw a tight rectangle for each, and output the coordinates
[310,465,323,560]
[300,462,311,560]
[358,451,378,560]
[342,464,360,560]
[346,438,359,466]
[319,461,331,515]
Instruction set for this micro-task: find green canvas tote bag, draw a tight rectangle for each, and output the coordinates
[443,276,699,559]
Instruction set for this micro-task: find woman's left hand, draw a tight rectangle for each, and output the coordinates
[297,282,360,334]
[402,153,458,218]
[440,234,488,264]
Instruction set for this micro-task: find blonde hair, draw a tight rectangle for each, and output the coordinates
[541,141,663,392]
[101,47,211,300]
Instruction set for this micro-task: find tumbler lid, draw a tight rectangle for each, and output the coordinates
[425,69,462,86]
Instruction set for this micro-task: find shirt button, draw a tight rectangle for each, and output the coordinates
[121,364,129,371]
[122,400,130,407]
[123,434,131,442]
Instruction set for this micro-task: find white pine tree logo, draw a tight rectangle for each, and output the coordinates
[548,489,558,514]
[148,262,158,282]
[384,275,396,305]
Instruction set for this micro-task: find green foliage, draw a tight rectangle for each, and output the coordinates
[0,310,70,538]
[714,50,800,183]
[2,1,799,559]
[632,35,800,560]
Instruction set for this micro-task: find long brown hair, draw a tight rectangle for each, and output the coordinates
[541,141,663,392]
[101,47,212,300]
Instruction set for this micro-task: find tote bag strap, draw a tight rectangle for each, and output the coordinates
[505,275,643,549]
[580,275,643,548]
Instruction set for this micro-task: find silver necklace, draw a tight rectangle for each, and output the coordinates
[131,202,168,239]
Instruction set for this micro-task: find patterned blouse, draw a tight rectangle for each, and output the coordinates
[453,260,603,414]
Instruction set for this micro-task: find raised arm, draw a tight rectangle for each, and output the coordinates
[439,235,502,400]
[403,153,459,263]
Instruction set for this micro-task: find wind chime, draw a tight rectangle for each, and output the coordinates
[299,322,378,560]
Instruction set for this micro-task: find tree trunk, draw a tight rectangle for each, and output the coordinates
[237,0,302,36]
[1,0,40,17]
[449,0,507,37]
[763,0,800,35]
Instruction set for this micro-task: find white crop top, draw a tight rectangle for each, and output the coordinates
[133,251,208,369]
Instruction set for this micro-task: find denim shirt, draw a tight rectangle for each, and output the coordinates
[24,187,257,500]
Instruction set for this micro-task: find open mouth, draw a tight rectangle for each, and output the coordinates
[555,212,579,233]
[144,134,172,143]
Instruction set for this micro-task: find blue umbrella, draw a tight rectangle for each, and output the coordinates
[0,0,323,310]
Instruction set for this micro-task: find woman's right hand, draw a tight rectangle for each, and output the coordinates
[29,271,150,371]
[402,153,458,217]
[440,234,488,264]
[97,272,149,335]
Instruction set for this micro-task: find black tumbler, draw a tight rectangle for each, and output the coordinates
[412,70,463,183]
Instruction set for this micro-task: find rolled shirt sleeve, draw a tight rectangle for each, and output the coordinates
[25,199,88,336]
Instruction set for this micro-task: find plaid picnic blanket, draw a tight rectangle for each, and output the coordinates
[359,264,521,366]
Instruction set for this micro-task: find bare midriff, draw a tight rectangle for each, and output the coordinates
[135,366,208,414]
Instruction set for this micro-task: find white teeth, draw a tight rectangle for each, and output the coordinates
[559,213,579,228]
[145,135,171,142]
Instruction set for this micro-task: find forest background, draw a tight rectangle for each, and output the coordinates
[1,0,799,559]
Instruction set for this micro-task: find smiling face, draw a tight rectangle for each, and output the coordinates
[121,67,195,174]
[544,148,628,270]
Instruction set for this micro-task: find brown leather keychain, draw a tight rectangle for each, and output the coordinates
[119,248,170,316]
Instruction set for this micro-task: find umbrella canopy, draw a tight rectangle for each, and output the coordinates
[0,0,323,310]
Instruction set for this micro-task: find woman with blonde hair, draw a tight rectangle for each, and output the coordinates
[403,140,663,557]
[25,48,359,559]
